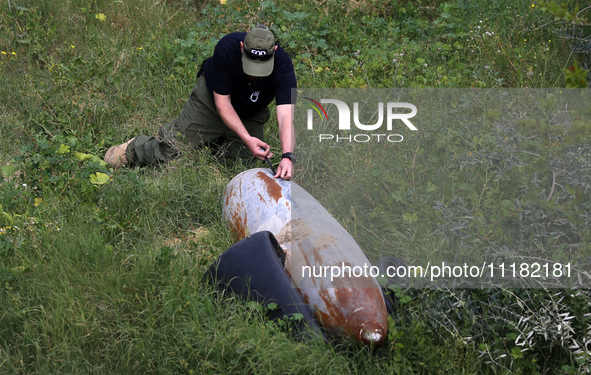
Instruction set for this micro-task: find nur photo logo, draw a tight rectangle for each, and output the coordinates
[303,96,418,143]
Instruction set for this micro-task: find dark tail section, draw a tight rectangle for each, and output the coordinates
[205,231,327,342]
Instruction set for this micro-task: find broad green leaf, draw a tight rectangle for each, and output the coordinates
[510,347,524,359]
[426,181,437,193]
[75,152,93,161]
[90,172,110,185]
[402,212,419,223]
[75,152,107,166]
[1,164,15,177]
[74,152,107,167]
[57,144,70,154]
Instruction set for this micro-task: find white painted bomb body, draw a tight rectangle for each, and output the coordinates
[222,168,388,346]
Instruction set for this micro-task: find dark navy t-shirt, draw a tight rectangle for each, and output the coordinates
[203,32,297,118]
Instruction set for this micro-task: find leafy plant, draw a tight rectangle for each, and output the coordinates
[1,0,590,374]
[13,133,112,202]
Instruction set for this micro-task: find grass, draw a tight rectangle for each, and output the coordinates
[1,0,591,373]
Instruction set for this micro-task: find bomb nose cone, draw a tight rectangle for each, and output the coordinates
[359,322,386,346]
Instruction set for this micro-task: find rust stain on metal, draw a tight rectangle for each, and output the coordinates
[225,185,234,207]
[289,219,313,242]
[228,211,248,242]
[311,233,337,265]
[276,222,291,246]
[316,233,337,246]
[312,246,323,267]
[256,171,283,203]
[316,288,349,336]
[315,285,387,345]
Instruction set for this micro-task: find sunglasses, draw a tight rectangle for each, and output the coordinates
[244,48,274,61]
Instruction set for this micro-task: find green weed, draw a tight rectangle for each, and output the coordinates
[1,0,590,374]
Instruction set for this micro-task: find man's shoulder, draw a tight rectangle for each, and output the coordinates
[216,32,246,50]
[273,45,295,73]
[275,45,291,60]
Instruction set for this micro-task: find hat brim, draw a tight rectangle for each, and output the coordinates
[242,54,274,77]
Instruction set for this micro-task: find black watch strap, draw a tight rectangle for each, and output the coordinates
[282,152,296,164]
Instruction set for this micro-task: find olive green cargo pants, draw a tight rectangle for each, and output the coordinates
[125,76,270,167]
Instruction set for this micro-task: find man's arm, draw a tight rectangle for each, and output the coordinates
[275,103,295,180]
[213,92,271,160]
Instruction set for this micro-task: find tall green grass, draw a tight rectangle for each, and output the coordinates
[1,0,590,373]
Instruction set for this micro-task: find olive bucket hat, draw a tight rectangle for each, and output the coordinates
[242,24,275,77]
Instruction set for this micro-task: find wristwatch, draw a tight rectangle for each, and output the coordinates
[281,152,296,164]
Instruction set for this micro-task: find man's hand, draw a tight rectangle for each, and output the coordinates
[246,138,273,160]
[214,92,274,160]
[274,157,293,180]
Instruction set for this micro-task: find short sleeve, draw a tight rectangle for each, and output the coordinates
[273,49,297,106]
[207,43,233,95]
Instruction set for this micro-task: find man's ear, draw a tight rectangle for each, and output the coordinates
[240,41,244,53]
[274,45,278,51]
